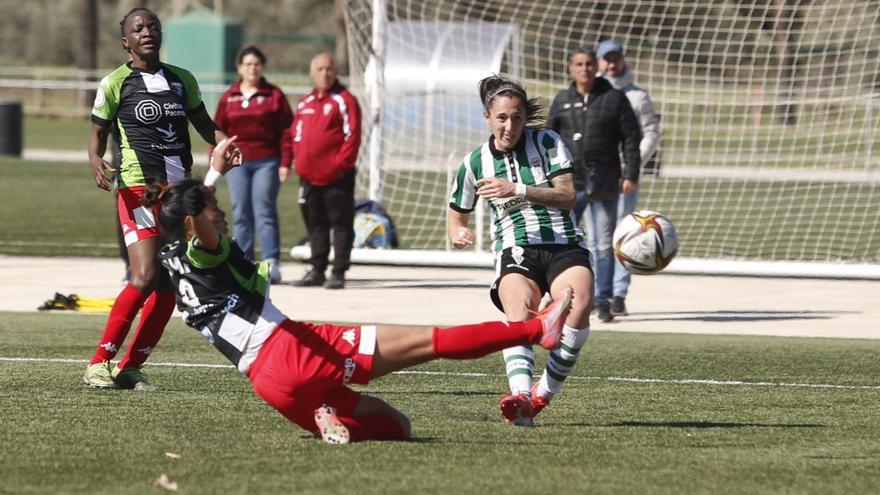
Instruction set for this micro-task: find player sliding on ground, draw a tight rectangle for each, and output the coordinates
[142,137,573,443]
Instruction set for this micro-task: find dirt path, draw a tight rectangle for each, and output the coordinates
[2,255,877,339]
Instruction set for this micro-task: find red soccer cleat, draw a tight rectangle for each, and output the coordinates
[536,287,573,350]
[499,392,534,427]
[530,382,551,418]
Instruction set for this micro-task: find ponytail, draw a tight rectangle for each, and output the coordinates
[478,74,544,126]
[140,179,204,241]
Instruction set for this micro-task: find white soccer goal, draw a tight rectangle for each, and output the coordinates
[321,0,880,278]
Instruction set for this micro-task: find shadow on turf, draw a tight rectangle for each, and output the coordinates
[336,279,488,290]
[374,390,498,397]
[622,310,853,323]
[613,420,826,429]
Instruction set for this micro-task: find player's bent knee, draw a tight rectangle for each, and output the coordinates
[128,272,158,293]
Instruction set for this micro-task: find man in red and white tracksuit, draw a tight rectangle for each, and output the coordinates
[287,52,362,290]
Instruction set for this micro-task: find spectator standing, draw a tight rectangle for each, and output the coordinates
[290,53,362,290]
[84,8,233,389]
[596,39,661,317]
[547,47,641,323]
[214,45,293,283]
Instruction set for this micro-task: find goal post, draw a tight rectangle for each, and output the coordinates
[326,0,880,278]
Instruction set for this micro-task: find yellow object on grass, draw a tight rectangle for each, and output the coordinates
[38,293,116,313]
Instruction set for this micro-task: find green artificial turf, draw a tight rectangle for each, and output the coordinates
[1,311,878,494]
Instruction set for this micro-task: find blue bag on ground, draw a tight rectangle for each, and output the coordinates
[353,199,399,249]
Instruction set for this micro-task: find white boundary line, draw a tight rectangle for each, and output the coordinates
[3,356,879,391]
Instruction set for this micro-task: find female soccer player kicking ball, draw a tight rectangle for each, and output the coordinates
[143,138,573,443]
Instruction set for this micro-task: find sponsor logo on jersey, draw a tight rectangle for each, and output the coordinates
[490,196,527,217]
[93,88,106,109]
[343,357,356,384]
[135,99,162,124]
[224,294,240,313]
[163,102,186,118]
[342,329,356,347]
[157,123,178,143]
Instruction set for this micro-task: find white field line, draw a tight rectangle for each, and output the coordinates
[2,356,879,391]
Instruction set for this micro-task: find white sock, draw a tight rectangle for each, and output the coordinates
[502,345,535,396]
[536,324,590,399]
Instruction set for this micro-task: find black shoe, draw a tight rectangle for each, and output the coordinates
[323,273,345,290]
[292,269,326,287]
[609,297,627,316]
[596,302,614,323]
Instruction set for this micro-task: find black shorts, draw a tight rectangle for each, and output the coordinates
[490,244,592,312]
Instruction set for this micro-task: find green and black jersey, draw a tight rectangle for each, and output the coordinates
[159,234,282,371]
[91,62,204,188]
[449,127,584,253]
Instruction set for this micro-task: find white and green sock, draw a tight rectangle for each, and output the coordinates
[536,324,590,399]
[502,345,535,396]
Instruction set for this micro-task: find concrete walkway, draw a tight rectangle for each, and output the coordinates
[1,255,877,340]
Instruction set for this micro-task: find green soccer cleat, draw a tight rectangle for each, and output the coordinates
[111,365,155,391]
[83,361,117,388]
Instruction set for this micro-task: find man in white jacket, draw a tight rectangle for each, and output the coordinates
[596,39,661,317]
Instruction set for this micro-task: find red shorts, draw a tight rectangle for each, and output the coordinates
[117,186,160,247]
[247,320,376,433]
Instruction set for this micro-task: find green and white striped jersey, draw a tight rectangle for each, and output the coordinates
[449,127,584,253]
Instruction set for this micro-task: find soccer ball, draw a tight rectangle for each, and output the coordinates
[612,210,678,275]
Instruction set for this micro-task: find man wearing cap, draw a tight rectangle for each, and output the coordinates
[596,39,661,318]
[547,46,641,323]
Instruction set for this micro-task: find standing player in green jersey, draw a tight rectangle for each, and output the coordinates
[447,75,594,426]
[83,7,235,390]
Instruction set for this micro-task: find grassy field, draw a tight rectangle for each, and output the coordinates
[0,156,306,258]
[23,116,211,155]
[3,153,879,260]
[1,311,879,494]
[7,115,880,261]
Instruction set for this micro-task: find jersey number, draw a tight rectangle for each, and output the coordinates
[179,279,201,307]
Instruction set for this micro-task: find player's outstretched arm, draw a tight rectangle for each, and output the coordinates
[204,136,242,187]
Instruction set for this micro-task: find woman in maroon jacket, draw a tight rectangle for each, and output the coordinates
[214,45,293,283]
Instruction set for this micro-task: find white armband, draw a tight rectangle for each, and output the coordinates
[204,167,222,187]
[514,182,527,198]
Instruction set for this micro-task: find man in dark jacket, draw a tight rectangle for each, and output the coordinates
[547,47,641,322]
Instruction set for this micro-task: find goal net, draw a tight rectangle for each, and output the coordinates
[338,0,880,277]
